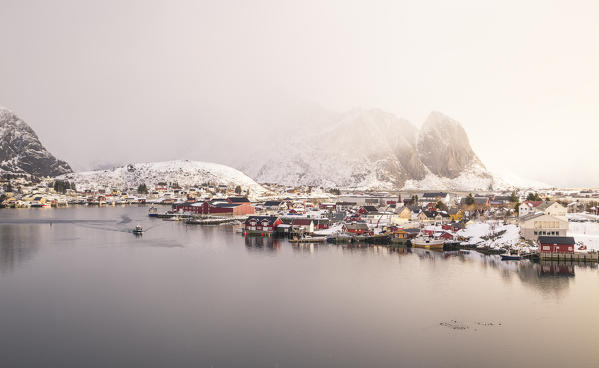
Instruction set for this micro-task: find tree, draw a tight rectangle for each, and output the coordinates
[465,193,475,205]
[6,182,13,193]
[329,188,341,195]
[137,183,148,194]
[235,185,242,195]
[514,201,521,215]
[509,191,518,203]
[436,200,448,212]
[526,192,541,201]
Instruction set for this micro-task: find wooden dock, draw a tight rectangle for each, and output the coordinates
[539,252,598,262]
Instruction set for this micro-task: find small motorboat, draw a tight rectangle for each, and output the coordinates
[500,254,521,261]
[132,225,143,235]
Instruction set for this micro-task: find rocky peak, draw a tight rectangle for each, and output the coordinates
[0,107,72,177]
[417,111,484,179]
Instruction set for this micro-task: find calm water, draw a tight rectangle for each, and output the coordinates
[1,207,598,368]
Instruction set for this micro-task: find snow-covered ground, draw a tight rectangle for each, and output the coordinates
[457,221,526,251]
[60,160,266,198]
[568,221,599,250]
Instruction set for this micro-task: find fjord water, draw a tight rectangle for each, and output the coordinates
[0,207,598,368]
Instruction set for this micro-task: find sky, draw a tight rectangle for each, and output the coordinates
[1,0,598,187]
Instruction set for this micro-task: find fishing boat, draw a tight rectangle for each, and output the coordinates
[500,254,521,261]
[132,225,143,235]
[411,237,445,250]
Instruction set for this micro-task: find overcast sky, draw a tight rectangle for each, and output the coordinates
[1,0,598,187]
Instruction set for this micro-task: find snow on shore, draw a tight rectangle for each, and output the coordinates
[568,221,599,250]
[458,221,522,250]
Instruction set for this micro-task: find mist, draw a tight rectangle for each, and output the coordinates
[1,0,598,187]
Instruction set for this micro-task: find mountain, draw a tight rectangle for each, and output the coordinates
[238,109,497,191]
[59,160,266,195]
[0,107,72,177]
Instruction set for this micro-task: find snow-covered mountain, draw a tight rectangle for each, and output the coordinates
[59,160,266,194]
[0,107,72,177]
[238,109,497,190]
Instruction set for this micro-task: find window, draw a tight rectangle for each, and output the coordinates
[543,246,550,250]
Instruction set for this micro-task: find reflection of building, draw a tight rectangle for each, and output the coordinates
[538,262,575,277]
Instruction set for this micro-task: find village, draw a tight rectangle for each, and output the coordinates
[2,174,599,262]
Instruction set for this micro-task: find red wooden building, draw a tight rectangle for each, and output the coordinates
[174,197,254,215]
[342,223,372,235]
[537,236,575,254]
[244,216,282,233]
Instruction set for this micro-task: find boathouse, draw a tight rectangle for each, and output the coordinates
[342,223,371,235]
[244,216,282,233]
[537,236,575,254]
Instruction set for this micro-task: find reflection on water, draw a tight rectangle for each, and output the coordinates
[1,207,599,368]
[0,224,41,273]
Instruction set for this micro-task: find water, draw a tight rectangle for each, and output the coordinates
[1,207,598,368]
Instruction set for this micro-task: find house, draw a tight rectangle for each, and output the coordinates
[537,236,575,254]
[421,192,450,204]
[359,205,379,215]
[313,218,330,230]
[292,218,315,233]
[536,201,567,219]
[342,223,372,235]
[264,200,285,210]
[518,201,543,217]
[319,203,337,211]
[519,213,569,241]
[448,208,464,222]
[396,206,412,219]
[439,231,455,241]
[244,216,282,233]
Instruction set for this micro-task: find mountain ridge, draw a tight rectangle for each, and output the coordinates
[238,109,497,190]
[0,107,72,177]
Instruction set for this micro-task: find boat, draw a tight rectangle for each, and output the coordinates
[132,225,143,235]
[500,254,521,261]
[411,237,445,249]
[289,236,327,243]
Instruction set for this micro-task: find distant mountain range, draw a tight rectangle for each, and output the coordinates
[1,105,546,190]
[0,107,72,177]
[238,109,503,190]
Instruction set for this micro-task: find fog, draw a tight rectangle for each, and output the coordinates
[1,0,598,187]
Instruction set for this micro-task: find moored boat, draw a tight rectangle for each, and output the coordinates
[500,254,521,261]
[411,237,444,249]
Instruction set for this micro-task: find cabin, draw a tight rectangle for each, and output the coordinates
[342,223,372,235]
[537,236,575,254]
[244,216,282,233]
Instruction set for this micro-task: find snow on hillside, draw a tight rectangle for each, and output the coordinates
[60,160,266,195]
[403,163,494,191]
